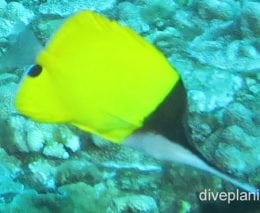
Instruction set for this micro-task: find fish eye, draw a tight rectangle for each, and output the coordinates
[27,64,42,77]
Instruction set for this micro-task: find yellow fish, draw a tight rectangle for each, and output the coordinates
[15,10,179,143]
[15,11,256,192]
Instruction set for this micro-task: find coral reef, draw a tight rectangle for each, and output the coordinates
[108,194,158,213]
[38,0,116,16]
[0,0,259,212]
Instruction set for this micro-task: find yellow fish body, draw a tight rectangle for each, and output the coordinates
[15,11,179,143]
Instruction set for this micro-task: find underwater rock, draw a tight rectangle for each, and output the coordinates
[61,127,81,152]
[187,113,213,143]
[0,179,24,196]
[0,2,34,63]
[28,159,56,190]
[241,1,260,36]
[141,0,177,28]
[187,70,242,112]
[147,26,184,56]
[253,111,260,128]
[0,0,6,16]
[101,160,162,173]
[26,128,45,152]
[87,142,162,172]
[43,141,69,159]
[0,148,21,180]
[142,3,202,57]
[194,0,236,21]
[90,135,110,148]
[178,200,192,213]
[39,0,116,17]
[116,168,161,193]
[247,80,260,96]
[224,102,254,131]
[86,144,163,192]
[185,67,259,181]
[235,78,260,137]
[171,9,202,41]
[0,18,14,38]
[188,90,207,112]
[0,82,17,119]
[220,125,255,149]
[84,142,163,192]
[0,183,115,212]
[215,144,254,177]
[207,125,260,177]
[0,73,19,84]
[7,116,45,153]
[0,190,38,212]
[118,2,150,33]
[58,182,114,212]
[56,160,103,186]
[36,18,64,44]
[91,134,111,148]
[4,2,34,25]
[187,12,260,72]
[0,149,23,201]
[0,189,64,212]
[6,113,80,158]
[8,116,56,154]
[108,194,158,213]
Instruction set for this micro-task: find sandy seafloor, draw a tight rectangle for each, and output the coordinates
[0,0,259,212]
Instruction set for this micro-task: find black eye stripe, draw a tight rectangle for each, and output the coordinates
[27,64,42,77]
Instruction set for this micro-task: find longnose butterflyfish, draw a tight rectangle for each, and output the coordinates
[15,11,256,192]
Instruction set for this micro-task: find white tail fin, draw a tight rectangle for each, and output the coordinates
[125,132,257,192]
